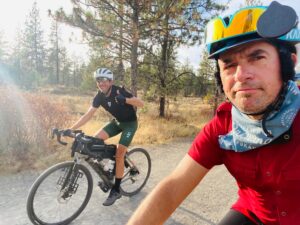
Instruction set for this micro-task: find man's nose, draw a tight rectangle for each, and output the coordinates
[234,64,253,82]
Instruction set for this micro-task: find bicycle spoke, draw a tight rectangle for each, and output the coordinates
[27,162,93,225]
[120,148,151,196]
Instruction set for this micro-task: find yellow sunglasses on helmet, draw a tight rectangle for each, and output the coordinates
[204,6,266,45]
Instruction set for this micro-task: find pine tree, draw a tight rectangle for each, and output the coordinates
[9,28,24,84]
[140,0,225,116]
[47,19,64,84]
[53,0,226,116]
[21,1,46,86]
[198,49,224,112]
[60,48,72,86]
[53,0,155,95]
[198,50,216,96]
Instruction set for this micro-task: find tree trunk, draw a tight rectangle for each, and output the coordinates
[117,61,125,82]
[158,13,170,117]
[130,0,139,96]
[117,1,125,82]
[159,96,165,117]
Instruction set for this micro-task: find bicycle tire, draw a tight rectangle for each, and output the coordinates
[120,148,151,197]
[26,161,93,225]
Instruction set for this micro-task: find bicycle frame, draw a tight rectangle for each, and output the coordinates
[27,128,151,225]
[85,157,114,191]
[52,128,136,193]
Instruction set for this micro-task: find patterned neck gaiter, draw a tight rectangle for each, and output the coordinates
[218,81,300,152]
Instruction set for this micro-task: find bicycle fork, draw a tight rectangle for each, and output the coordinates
[57,162,83,200]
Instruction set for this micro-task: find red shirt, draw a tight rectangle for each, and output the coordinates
[188,102,300,225]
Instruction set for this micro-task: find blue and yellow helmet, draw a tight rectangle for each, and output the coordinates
[204,2,300,58]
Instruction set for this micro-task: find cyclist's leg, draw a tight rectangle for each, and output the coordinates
[218,210,257,225]
[94,129,109,140]
[103,120,137,206]
[115,120,138,178]
[94,119,122,140]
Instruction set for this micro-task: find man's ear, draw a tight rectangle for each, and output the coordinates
[291,53,298,65]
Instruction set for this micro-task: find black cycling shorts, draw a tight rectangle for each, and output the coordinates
[217,210,258,225]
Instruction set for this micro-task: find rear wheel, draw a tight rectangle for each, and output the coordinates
[26,161,93,225]
[120,148,151,196]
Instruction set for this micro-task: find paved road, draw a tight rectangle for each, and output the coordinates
[0,138,237,225]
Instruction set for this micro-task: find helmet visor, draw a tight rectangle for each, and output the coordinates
[205,7,265,45]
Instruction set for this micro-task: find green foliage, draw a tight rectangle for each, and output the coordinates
[21,70,41,89]
[0,2,87,91]
[148,0,226,45]
[47,20,64,85]
[0,0,227,116]
[54,0,226,101]
[197,50,216,97]
[80,73,96,91]
[21,2,46,76]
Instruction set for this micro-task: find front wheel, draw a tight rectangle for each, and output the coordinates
[26,161,93,225]
[120,148,151,196]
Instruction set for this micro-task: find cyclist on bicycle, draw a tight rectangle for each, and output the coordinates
[127,1,300,224]
[67,67,144,206]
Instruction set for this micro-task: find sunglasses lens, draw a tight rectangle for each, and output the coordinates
[205,7,265,44]
[96,77,109,82]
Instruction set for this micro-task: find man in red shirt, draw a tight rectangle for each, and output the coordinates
[127,1,300,225]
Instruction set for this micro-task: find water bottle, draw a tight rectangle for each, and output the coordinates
[99,159,114,171]
[98,159,106,170]
[104,160,115,172]
[101,159,115,180]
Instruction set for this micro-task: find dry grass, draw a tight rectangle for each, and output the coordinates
[132,99,213,145]
[56,95,214,145]
[42,94,214,146]
[0,86,72,173]
[0,88,214,174]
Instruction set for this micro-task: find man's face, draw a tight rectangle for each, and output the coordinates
[96,77,113,93]
[218,41,282,119]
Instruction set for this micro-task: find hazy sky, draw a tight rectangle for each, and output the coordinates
[0,0,299,69]
[0,0,86,58]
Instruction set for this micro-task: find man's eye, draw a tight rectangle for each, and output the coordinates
[252,55,265,61]
[224,64,235,70]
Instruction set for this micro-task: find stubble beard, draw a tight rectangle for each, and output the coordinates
[233,93,267,116]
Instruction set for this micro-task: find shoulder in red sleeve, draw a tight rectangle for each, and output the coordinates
[188,102,232,169]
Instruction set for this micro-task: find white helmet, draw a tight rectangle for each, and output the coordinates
[94,68,113,80]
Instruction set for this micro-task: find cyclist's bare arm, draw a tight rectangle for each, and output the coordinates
[70,106,97,130]
[126,97,144,108]
[127,154,209,225]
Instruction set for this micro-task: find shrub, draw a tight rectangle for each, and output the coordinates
[0,85,71,173]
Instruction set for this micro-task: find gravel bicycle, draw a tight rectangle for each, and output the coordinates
[26,128,151,225]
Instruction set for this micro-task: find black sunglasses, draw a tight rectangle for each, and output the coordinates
[96,77,111,82]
